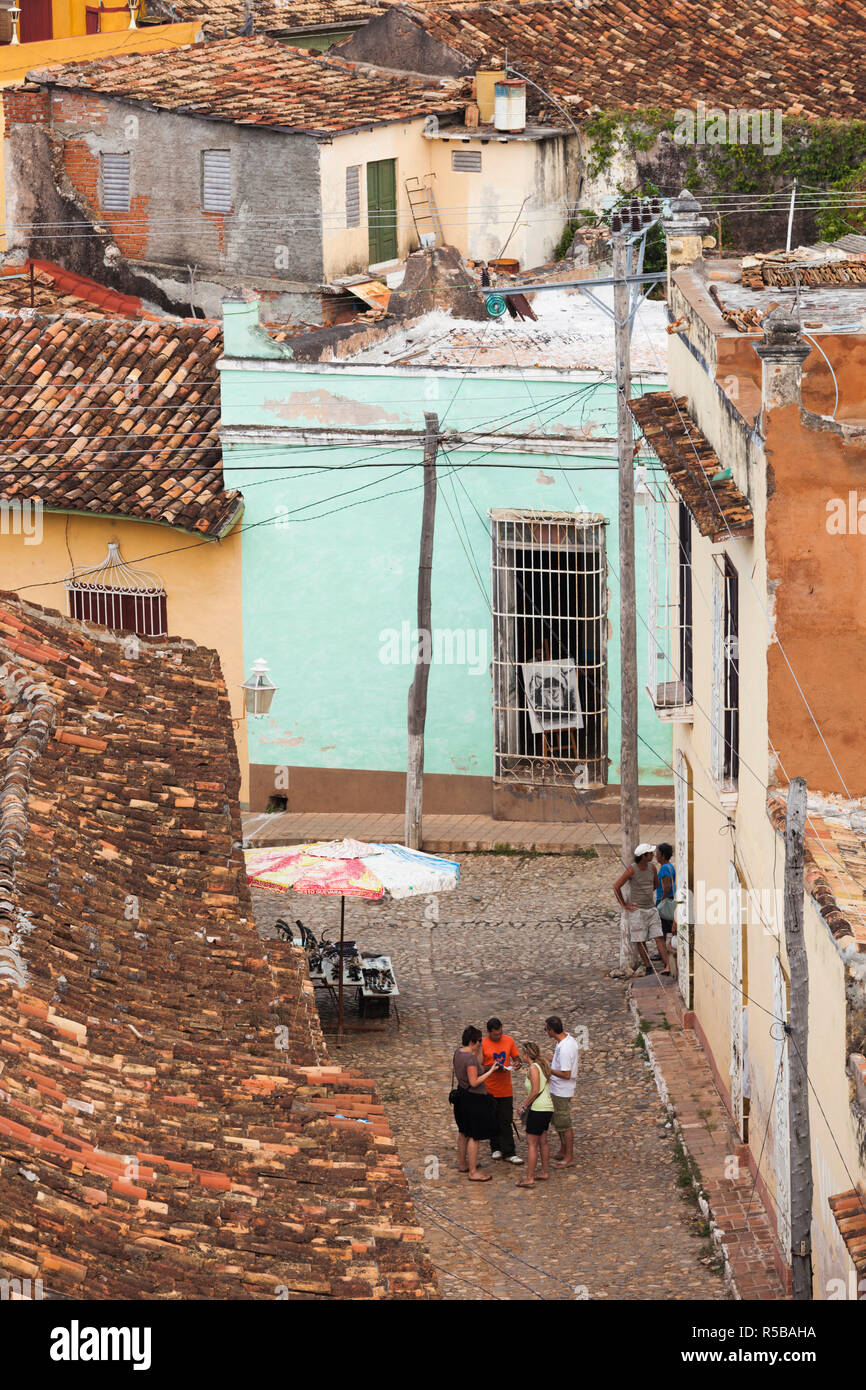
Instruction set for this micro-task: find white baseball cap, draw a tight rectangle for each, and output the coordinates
[634,843,656,857]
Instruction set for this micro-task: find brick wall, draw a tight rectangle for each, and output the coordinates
[3,87,50,125]
[7,87,326,289]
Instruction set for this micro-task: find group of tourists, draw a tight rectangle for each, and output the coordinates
[450,1016,579,1188]
[448,843,676,1187]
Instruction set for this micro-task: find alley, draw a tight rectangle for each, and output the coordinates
[253,851,729,1302]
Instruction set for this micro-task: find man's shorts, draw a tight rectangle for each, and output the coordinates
[627,906,664,943]
[551,1094,573,1133]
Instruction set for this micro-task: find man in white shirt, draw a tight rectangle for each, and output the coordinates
[545,1015,578,1168]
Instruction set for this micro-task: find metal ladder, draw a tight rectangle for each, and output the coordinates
[405,175,444,248]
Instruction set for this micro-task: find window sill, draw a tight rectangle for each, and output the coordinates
[711,779,739,813]
[645,683,694,723]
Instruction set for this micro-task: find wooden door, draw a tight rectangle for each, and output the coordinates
[366,159,397,265]
[674,749,692,1006]
[729,859,745,1136]
[20,0,53,41]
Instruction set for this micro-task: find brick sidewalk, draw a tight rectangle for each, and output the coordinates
[630,974,788,1300]
[243,809,675,855]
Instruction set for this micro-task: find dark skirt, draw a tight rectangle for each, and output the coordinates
[453,1088,498,1141]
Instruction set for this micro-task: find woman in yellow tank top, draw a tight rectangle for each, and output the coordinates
[516,1041,553,1188]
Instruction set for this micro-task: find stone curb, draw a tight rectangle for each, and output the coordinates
[626,984,740,1301]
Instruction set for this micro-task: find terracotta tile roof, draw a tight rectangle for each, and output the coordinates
[0,593,436,1299]
[767,797,866,950]
[0,261,145,317]
[31,35,465,134]
[160,0,388,34]
[402,0,866,121]
[628,392,754,542]
[829,1192,866,1283]
[155,0,446,38]
[0,311,242,539]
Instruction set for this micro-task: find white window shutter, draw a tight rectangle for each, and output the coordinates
[345,165,361,228]
[101,153,130,212]
[202,150,232,213]
[711,559,724,782]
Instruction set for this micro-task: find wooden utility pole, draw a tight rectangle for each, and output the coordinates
[613,231,639,967]
[784,776,813,1300]
[404,412,438,849]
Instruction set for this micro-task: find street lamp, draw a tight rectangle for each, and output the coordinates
[9,6,21,43]
[127,0,137,28]
[240,658,277,719]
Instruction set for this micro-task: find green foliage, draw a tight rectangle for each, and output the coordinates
[553,218,581,261]
[582,112,866,243]
[815,160,866,240]
[583,108,673,179]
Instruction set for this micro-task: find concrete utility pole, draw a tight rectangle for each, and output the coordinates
[613,232,639,966]
[784,776,813,1300]
[404,412,438,850]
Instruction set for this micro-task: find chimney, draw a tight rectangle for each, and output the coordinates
[662,188,710,285]
[221,291,292,360]
[754,306,810,413]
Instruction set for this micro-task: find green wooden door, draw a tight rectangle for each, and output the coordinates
[367,159,398,265]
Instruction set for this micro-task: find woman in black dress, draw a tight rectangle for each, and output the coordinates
[452,1025,499,1181]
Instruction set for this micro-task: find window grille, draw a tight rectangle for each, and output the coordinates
[491,509,608,788]
[645,482,693,717]
[710,552,739,788]
[202,150,232,213]
[345,165,361,228]
[451,149,482,172]
[101,153,130,212]
[65,542,167,638]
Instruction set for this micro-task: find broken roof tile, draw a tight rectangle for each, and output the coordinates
[629,391,754,542]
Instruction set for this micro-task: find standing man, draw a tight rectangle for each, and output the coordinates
[613,843,671,977]
[481,1017,523,1165]
[545,1015,579,1169]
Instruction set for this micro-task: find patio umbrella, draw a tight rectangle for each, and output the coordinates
[245,838,459,1035]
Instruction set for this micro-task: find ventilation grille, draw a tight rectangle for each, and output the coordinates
[451,149,482,173]
[101,153,130,212]
[202,150,232,214]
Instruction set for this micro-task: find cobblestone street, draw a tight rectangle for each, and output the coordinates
[253,852,729,1302]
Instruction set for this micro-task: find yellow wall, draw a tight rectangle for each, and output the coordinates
[0,510,248,799]
[666,316,866,1297]
[319,124,578,280]
[51,0,137,39]
[0,21,202,251]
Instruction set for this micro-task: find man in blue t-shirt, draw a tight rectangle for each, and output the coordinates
[655,843,677,935]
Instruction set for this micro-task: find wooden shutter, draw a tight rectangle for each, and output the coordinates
[101,153,130,212]
[451,149,482,172]
[202,150,232,213]
[345,165,361,228]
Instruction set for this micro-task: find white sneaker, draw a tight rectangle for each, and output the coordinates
[490,1150,503,1160]
[507,1155,524,1165]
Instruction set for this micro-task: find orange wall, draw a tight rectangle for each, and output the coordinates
[765,401,866,796]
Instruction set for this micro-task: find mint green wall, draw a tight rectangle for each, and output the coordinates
[220,364,673,785]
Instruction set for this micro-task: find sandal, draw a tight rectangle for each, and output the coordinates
[516,1179,536,1188]
[467,1173,492,1182]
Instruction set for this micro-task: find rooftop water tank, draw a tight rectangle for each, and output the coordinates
[494,79,527,134]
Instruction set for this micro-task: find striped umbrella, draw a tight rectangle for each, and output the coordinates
[245,839,459,1033]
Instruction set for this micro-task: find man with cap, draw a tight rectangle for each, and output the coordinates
[613,844,671,976]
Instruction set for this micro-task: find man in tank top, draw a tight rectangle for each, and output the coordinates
[613,843,671,976]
